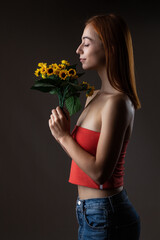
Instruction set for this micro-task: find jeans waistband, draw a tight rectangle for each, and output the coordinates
[76,188,128,213]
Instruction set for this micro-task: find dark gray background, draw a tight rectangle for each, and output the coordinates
[0,1,159,239]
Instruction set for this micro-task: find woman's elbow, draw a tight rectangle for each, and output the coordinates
[93,161,112,185]
[95,171,111,185]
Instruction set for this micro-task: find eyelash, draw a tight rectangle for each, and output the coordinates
[84,44,89,47]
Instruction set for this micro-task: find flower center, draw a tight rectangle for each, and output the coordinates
[48,68,53,73]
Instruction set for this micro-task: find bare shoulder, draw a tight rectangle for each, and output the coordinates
[102,93,134,123]
[104,93,133,110]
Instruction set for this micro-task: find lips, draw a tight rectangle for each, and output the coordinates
[80,58,86,62]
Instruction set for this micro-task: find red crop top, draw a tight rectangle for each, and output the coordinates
[68,125,129,189]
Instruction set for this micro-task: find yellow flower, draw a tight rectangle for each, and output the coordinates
[50,63,60,75]
[52,63,59,69]
[34,68,40,77]
[46,67,54,76]
[86,86,95,97]
[83,81,90,89]
[38,62,47,68]
[68,68,76,77]
[54,69,60,75]
[55,67,61,75]
[61,60,70,66]
[40,66,47,73]
[39,66,47,78]
[58,64,66,69]
[59,70,69,80]
[42,73,46,79]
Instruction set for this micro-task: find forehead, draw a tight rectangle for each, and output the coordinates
[82,24,100,41]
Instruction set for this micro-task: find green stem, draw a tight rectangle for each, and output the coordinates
[58,91,63,108]
[58,92,68,120]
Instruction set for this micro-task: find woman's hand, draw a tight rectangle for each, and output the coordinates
[48,106,71,142]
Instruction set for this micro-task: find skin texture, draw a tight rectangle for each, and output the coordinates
[48,23,134,199]
[49,107,70,142]
[76,23,118,93]
[76,24,106,71]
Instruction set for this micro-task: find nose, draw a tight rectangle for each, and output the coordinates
[76,43,83,55]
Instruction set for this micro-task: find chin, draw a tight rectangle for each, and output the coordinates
[81,64,94,70]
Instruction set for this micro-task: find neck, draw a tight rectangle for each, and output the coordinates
[97,66,118,94]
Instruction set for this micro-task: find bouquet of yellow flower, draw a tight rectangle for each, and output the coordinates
[31,60,95,116]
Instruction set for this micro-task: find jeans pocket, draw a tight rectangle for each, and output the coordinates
[84,206,108,230]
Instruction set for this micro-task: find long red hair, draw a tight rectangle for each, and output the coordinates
[85,14,141,110]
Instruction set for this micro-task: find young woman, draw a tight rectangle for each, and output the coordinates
[49,13,141,240]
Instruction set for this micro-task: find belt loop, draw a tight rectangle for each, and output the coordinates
[108,196,115,213]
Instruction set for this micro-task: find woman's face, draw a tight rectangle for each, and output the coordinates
[76,23,106,71]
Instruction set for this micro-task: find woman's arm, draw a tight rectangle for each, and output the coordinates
[94,95,130,184]
[57,139,72,158]
[59,95,130,185]
[55,91,100,168]
[57,90,101,177]
[59,133,98,182]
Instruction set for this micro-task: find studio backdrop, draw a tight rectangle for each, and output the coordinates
[0,1,159,240]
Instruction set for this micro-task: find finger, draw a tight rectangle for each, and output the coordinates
[52,109,59,120]
[57,106,68,119]
[50,114,54,125]
[56,106,63,118]
[48,118,52,127]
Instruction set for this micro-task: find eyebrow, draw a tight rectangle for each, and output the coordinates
[82,36,93,41]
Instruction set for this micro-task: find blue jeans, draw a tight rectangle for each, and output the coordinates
[75,188,141,240]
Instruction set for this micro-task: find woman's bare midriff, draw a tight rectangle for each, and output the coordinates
[78,185,123,200]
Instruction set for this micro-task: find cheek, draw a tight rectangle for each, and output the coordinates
[87,47,105,66]
[97,50,106,65]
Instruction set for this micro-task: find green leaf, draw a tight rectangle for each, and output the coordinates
[65,95,82,116]
[35,78,59,86]
[30,86,54,92]
[67,82,83,90]
[47,75,60,80]
[49,89,58,95]
[33,83,55,88]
